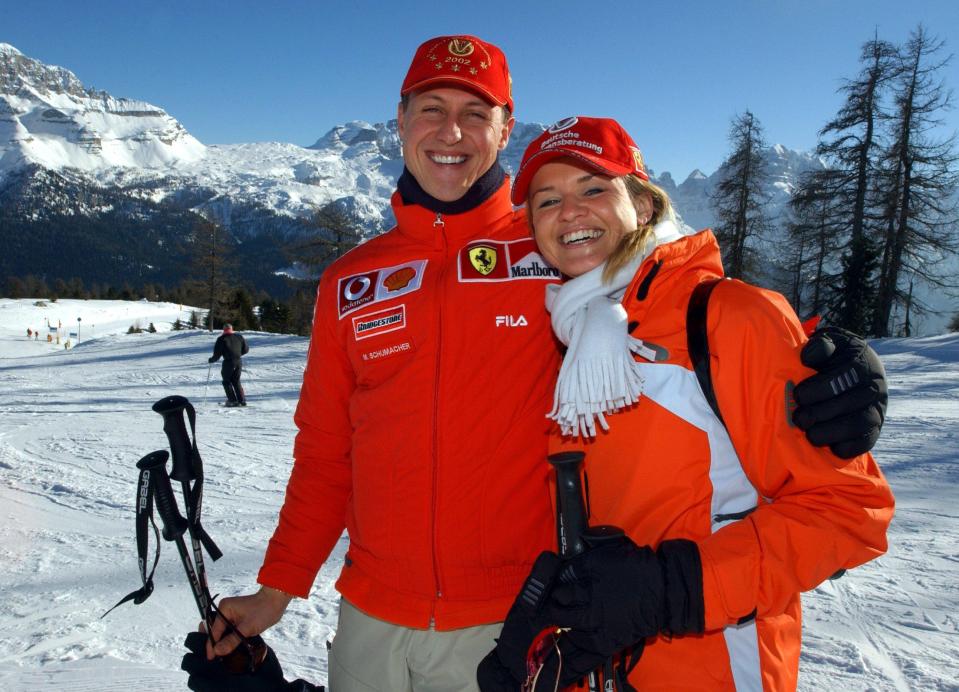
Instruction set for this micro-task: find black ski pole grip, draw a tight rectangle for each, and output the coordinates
[582,524,626,547]
[548,451,590,558]
[152,395,196,483]
[138,450,189,541]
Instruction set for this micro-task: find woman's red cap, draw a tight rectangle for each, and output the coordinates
[511,116,649,205]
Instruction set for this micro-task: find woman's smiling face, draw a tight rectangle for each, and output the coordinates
[528,159,650,278]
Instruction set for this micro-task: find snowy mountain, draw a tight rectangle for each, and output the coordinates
[5,43,951,333]
[0,297,957,690]
[0,43,204,172]
[0,42,546,234]
[1,41,815,232]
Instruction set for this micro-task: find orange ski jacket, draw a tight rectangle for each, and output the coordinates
[258,180,564,629]
[550,230,894,691]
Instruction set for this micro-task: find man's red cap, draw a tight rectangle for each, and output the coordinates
[511,116,649,205]
[401,35,513,113]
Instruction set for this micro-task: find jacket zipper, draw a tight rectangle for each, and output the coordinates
[430,211,445,625]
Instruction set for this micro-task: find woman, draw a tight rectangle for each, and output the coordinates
[478,117,894,691]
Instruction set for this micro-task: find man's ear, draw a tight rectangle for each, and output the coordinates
[397,101,406,141]
[498,115,516,151]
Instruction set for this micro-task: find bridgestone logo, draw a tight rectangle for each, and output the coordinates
[352,305,406,340]
[356,313,403,334]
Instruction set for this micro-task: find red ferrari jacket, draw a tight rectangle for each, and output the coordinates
[258,180,563,629]
[551,230,894,691]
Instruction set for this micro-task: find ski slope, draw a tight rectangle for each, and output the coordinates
[0,298,957,690]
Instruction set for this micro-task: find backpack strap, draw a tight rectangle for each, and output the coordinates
[686,279,726,427]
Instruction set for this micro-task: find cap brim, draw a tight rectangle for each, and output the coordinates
[511,149,634,206]
[401,76,509,108]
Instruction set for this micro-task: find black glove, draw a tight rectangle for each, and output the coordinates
[477,551,563,691]
[208,357,216,363]
[793,327,888,459]
[544,537,704,661]
[526,632,612,691]
[181,631,322,692]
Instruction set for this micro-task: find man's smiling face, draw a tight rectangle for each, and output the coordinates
[397,87,514,202]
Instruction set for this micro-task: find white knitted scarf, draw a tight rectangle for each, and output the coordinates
[545,219,684,437]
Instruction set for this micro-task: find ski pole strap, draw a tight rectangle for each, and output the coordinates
[101,453,164,618]
[182,400,222,561]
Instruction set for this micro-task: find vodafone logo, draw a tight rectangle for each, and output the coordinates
[548,116,578,133]
[344,276,372,301]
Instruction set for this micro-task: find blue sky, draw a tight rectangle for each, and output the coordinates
[4,0,958,181]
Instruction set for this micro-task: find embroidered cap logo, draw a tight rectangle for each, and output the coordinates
[549,116,579,134]
[448,39,474,57]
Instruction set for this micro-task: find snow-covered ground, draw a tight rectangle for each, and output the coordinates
[0,298,956,690]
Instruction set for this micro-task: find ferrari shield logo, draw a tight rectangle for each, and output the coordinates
[469,246,498,275]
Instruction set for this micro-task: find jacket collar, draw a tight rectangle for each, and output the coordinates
[396,161,506,215]
[622,229,725,319]
[391,176,516,249]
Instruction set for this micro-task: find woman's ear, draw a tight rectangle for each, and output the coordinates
[634,191,654,224]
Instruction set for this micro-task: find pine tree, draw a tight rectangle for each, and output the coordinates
[258,298,292,334]
[711,111,771,280]
[871,26,959,336]
[188,219,236,330]
[817,35,898,334]
[291,202,365,277]
[220,287,259,331]
[784,169,846,318]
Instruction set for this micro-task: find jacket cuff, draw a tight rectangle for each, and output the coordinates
[657,539,705,635]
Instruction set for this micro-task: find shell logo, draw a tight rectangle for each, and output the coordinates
[383,267,416,291]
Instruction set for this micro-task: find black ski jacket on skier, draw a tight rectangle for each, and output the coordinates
[209,331,248,364]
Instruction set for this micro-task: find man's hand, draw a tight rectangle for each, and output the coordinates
[206,587,293,659]
[794,327,888,459]
[181,631,322,692]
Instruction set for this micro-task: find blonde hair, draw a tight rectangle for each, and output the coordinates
[602,175,674,283]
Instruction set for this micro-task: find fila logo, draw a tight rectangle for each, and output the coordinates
[495,314,528,327]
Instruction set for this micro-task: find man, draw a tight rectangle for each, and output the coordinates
[209,323,249,407]
[185,35,887,691]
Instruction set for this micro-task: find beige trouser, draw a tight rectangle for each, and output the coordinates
[328,599,502,692]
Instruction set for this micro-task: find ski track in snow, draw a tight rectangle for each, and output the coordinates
[0,300,957,691]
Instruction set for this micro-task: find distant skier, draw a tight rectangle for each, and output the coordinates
[208,324,249,407]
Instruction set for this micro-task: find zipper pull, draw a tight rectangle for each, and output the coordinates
[433,212,444,228]
[630,338,659,362]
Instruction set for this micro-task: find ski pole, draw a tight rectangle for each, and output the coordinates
[138,450,213,628]
[141,449,267,674]
[548,451,626,692]
[202,362,213,405]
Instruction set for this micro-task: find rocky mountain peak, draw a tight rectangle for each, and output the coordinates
[0,44,93,99]
[0,43,204,175]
